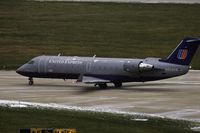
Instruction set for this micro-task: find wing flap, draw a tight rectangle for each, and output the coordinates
[77,75,110,83]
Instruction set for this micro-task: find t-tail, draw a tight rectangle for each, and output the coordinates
[162,37,200,66]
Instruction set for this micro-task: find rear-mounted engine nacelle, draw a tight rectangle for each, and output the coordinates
[123,61,154,73]
[138,62,154,72]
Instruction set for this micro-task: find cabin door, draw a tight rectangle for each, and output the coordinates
[38,57,48,74]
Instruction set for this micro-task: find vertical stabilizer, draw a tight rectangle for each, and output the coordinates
[163,37,200,65]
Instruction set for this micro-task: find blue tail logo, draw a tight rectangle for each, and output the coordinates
[177,49,188,60]
[161,37,200,65]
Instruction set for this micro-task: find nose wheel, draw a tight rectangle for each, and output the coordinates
[28,77,34,85]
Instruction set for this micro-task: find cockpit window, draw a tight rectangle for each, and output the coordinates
[28,60,35,64]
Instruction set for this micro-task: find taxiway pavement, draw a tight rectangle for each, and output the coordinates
[0,70,200,121]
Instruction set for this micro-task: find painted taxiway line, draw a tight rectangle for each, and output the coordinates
[1,99,200,125]
[2,99,200,132]
[0,99,167,119]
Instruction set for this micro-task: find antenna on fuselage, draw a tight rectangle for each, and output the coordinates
[58,53,61,56]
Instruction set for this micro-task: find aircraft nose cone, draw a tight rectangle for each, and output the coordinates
[16,68,21,75]
[16,66,25,75]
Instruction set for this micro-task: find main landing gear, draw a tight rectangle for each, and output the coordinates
[95,83,108,89]
[113,82,122,88]
[95,82,122,89]
[99,83,108,89]
[28,77,34,85]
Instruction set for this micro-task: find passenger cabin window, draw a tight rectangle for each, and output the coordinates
[28,60,34,64]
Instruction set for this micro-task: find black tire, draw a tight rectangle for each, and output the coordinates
[28,77,33,85]
[29,80,33,85]
[98,83,107,89]
[114,82,122,88]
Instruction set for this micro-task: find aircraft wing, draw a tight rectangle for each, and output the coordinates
[77,75,110,83]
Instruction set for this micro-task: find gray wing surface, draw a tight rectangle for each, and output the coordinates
[77,75,110,83]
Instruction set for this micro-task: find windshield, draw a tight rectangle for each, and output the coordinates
[28,60,35,64]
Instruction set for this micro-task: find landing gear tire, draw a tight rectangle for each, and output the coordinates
[28,77,34,85]
[114,82,122,88]
[98,83,107,89]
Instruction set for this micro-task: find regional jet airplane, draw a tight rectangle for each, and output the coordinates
[16,37,200,88]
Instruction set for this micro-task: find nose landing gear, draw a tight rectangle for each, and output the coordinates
[28,77,34,85]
